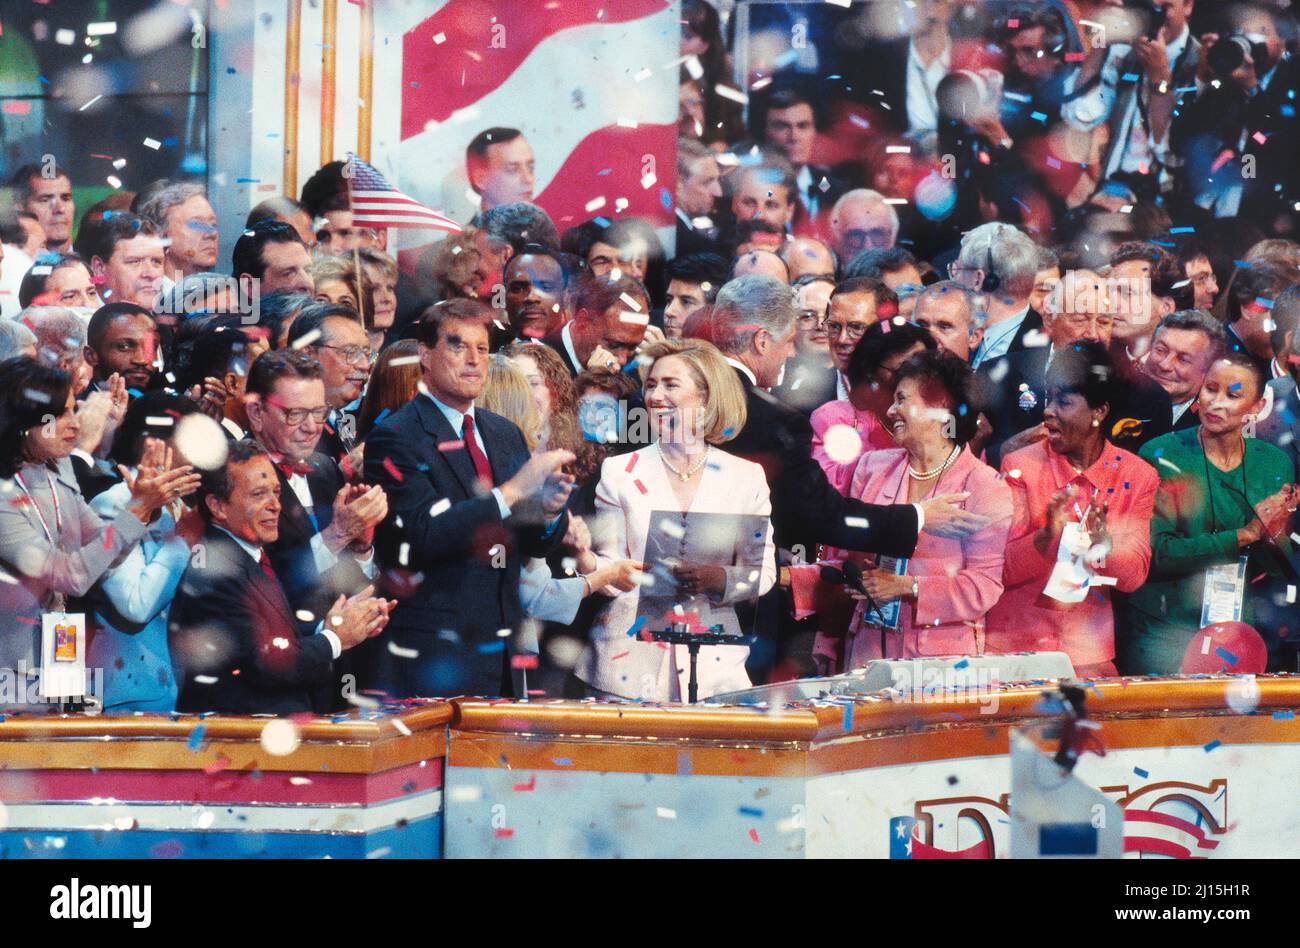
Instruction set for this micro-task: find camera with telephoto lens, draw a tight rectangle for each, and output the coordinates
[1207,33,1269,80]
[1125,0,1168,42]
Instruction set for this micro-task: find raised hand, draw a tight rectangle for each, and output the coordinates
[325,483,388,552]
[919,492,994,539]
[121,455,202,523]
[500,449,576,509]
[325,585,394,649]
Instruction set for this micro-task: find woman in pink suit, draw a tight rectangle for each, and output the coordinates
[810,321,934,492]
[799,350,1012,672]
[984,341,1157,677]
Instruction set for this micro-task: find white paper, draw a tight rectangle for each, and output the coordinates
[1043,523,1118,604]
[1200,556,1248,626]
[39,611,87,699]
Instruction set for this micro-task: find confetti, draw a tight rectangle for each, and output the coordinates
[1134,767,1149,779]
[383,457,404,482]
[656,807,677,819]
[1203,739,1221,753]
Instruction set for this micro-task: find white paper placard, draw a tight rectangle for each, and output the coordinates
[39,611,86,699]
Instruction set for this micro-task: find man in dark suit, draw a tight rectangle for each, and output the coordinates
[845,0,958,137]
[1257,284,1300,480]
[952,223,1048,370]
[365,299,574,698]
[244,349,388,709]
[755,88,851,231]
[169,439,392,715]
[541,273,650,378]
[978,292,1173,468]
[705,275,992,679]
[285,302,372,465]
[1142,309,1228,434]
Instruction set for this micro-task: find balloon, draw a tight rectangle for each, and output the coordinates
[1180,621,1268,675]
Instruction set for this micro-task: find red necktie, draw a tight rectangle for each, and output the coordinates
[461,414,494,489]
[258,550,277,582]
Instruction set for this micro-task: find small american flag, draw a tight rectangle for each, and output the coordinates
[346,154,461,233]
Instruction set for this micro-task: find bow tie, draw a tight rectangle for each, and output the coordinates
[276,460,312,478]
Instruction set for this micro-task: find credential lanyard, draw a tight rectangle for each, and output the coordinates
[15,470,62,546]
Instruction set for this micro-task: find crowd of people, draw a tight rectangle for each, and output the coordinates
[0,0,1298,715]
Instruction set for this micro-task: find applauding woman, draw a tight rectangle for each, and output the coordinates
[1124,353,1297,674]
[985,342,1158,677]
[799,350,1012,672]
[576,339,776,702]
[0,359,199,704]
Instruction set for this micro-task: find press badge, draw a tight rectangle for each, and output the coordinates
[871,556,909,630]
[1200,557,1248,627]
[39,611,87,699]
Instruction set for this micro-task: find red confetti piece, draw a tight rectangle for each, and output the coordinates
[634,479,648,494]
[510,654,539,669]
[15,616,38,626]
[102,525,115,550]
[340,454,355,480]
[748,828,760,843]
[1,101,32,116]
[1253,131,1268,145]
[610,650,631,661]
[495,828,514,838]
[382,457,404,482]
[203,755,231,775]
[1007,18,1019,28]
[1210,149,1235,173]
[624,452,639,473]
[512,775,536,792]
[1065,51,1085,62]
[437,440,465,452]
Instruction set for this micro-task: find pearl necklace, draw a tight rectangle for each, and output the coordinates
[660,447,710,481]
[907,444,961,481]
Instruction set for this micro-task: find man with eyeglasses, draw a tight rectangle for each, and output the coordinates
[977,267,1172,466]
[772,274,837,414]
[824,277,898,402]
[286,302,374,464]
[542,273,649,377]
[828,190,899,264]
[245,349,389,709]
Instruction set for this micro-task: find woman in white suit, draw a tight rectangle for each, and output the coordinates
[576,339,776,702]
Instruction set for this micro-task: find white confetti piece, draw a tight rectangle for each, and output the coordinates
[260,719,301,756]
[714,84,748,104]
[656,806,677,819]
[432,32,447,44]
[295,610,315,622]
[79,94,103,112]
[584,196,606,213]
[618,292,643,312]
[619,310,649,326]
[389,355,421,366]
[496,628,512,638]
[391,719,412,736]
[398,542,410,566]
[291,328,322,350]
[449,785,482,803]
[143,416,175,427]
[822,424,862,464]
[844,517,870,529]
[634,68,653,82]
[87,21,118,36]
[55,29,75,45]
[173,414,228,471]
[194,675,219,685]
[387,642,419,659]
[617,117,639,128]
[143,137,161,150]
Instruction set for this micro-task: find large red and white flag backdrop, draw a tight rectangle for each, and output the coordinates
[372,0,680,256]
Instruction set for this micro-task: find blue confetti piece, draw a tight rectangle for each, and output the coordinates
[374,407,391,426]
[1151,240,1174,248]
[660,186,672,210]
[1284,105,1297,118]
[841,702,854,731]
[1169,227,1196,234]
[162,136,179,147]
[627,616,647,638]
[1273,710,1295,719]
[1134,767,1149,778]
[1203,739,1221,753]
[593,216,611,227]
[126,387,143,398]
[1232,260,1253,269]
[236,177,261,184]
[187,725,206,751]
[476,639,505,654]
[676,751,693,775]
[596,168,613,177]
[226,67,237,75]
[1255,297,1275,309]
[1228,383,1242,394]
[551,757,573,766]
[738,806,764,818]
[1121,72,1140,82]
[1030,110,1048,122]
[722,427,734,438]
[38,75,51,85]
[953,658,969,670]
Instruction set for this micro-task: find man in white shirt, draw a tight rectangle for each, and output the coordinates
[1062,0,1200,197]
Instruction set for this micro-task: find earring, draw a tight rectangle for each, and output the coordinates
[1091,419,1100,428]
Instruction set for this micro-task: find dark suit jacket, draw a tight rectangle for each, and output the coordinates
[266,450,373,711]
[849,37,911,135]
[771,360,838,417]
[540,331,583,378]
[169,526,335,715]
[363,396,566,698]
[977,345,1173,468]
[725,368,919,558]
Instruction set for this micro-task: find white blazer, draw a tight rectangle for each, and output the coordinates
[576,443,776,701]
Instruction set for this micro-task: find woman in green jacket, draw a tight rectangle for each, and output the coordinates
[1124,353,1297,674]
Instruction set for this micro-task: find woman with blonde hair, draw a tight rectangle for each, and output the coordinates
[357,339,422,440]
[575,338,776,702]
[310,256,381,353]
[476,354,542,450]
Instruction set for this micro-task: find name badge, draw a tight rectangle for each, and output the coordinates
[870,556,910,630]
[1200,556,1249,627]
[1043,522,1118,604]
[40,611,87,699]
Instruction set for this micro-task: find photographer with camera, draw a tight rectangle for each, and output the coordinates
[1171,3,1300,233]
[1062,1,1201,202]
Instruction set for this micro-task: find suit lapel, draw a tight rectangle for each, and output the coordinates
[208,529,298,631]
[415,394,478,497]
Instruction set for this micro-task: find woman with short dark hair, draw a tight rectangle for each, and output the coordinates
[0,359,198,704]
[985,341,1159,677]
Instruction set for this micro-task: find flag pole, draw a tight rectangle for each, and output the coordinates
[346,158,367,330]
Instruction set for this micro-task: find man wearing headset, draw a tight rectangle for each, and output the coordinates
[947,222,1045,369]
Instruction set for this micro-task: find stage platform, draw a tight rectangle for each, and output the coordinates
[0,675,1296,858]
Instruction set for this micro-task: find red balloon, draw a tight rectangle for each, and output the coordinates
[1181,621,1268,674]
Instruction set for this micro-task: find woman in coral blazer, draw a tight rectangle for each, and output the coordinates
[796,351,1012,671]
[985,342,1157,677]
[576,340,776,702]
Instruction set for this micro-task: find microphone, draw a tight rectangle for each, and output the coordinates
[819,564,845,586]
[841,560,886,624]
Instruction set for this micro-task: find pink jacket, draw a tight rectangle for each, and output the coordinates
[809,399,897,494]
[797,446,1013,668]
[984,440,1157,666]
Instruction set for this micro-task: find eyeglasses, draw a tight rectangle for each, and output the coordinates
[267,402,329,426]
[822,320,869,341]
[796,309,825,325]
[321,344,373,365]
